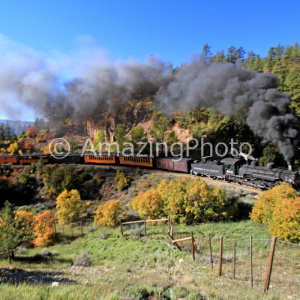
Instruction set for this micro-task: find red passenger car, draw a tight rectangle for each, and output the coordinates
[0,155,19,164]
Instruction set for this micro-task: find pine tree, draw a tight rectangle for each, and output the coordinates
[285,66,300,116]
[213,50,226,63]
[200,43,213,65]
[245,51,256,69]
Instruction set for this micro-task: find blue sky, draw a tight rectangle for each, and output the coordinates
[0,0,299,120]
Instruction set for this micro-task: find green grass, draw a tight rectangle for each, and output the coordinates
[0,220,299,299]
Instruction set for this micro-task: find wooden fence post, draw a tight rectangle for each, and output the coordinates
[233,242,236,279]
[250,236,253,288]
[209,234,213,270]
[170,217,173,238]
[120,222,123,236]
[219,236,223,276]
[191,231,195,261]
[144,219,147,236]
[264,236,277,293]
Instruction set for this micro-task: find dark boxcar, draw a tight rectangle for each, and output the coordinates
[19,154,50,164]
[119,155,154,168]
[0,155,19,164]
[84,153,118,165]
[156,157,193,173]
[191,161,225,179]
[51,153,83,164]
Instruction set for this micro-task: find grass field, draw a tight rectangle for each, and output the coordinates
[0,220,299,300]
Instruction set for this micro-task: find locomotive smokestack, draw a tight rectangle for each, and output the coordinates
[288,162,293,171]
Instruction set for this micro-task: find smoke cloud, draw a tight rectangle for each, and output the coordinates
[156,61,299,162]
[0,34,298,161]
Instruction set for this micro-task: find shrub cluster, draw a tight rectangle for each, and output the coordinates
[92,173,105,188]
[131,177,237,224]
[251,183,300,242]
[0,201,56,261]
[115,170,131,191]
[94,200,123,226]
[43,165,80,198]
[73,251,91,266]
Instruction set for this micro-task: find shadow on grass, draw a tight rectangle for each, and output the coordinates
[54,233,80,244]
[236,202,253,220]
[12,255,73,266]
[0,267,76,285]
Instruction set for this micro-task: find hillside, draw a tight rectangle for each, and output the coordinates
[0,221,299,299]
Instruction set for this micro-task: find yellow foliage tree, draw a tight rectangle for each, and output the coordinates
[250,182,298,224]
[251,183,300,242]
[33,211,55,247]
[268,197,300,242]
[94,200,123,226]
[56,189,81,224]
[130,189,164,220]
[41,142,55,154]
[7,142,18,155]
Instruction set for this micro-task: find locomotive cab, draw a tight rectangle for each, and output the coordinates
[220,158,244,175]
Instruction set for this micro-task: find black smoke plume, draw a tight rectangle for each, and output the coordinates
[156,61,299,162]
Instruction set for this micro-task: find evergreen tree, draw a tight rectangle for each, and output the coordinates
[226,46,237,63]
[264,47,276,72]
[114,124,128,151]
[150,115,170,144]
[130,125,147,153]
[200,43,213,65]
[253,55,264,72]
[213,50,226,63]
[245,51,256,69]
[285,66,300,116]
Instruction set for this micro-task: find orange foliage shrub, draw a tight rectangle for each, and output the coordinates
[130,189,164,220]
[26,126,39,137]
[16,211,35,236]
[94,200,123,226]
[33,211,55,247]
[140,181,150,189]
[22,141,35,154]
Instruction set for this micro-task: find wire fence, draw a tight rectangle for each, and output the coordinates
[54,218,300,295]
[168,221,300,294]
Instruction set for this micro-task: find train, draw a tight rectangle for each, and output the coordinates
[0,153,299,190]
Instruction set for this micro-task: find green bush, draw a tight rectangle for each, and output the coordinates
[115,171,131,191]
[42,165,80,198]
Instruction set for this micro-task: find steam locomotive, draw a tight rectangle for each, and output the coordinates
[0,153,299,190]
